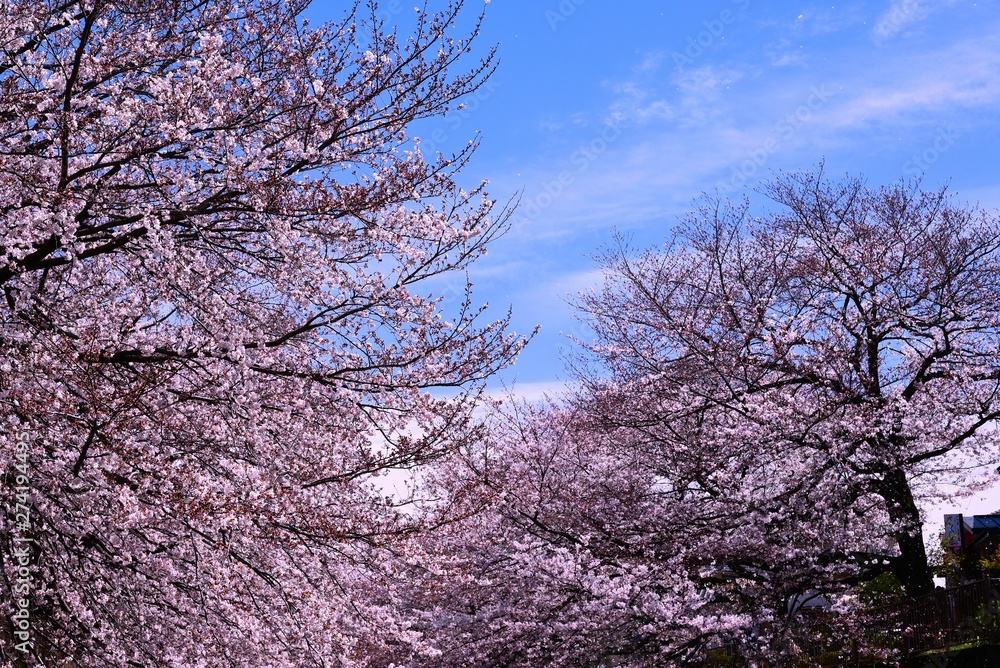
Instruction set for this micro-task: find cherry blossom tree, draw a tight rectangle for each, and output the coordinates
[0,0,525,665]
[406,403,759,667]
[575,171,1000,602]
[407,172,1000,667]
[407,399,872,666]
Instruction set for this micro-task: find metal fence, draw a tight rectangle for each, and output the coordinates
[822,577,1000,666]
[700,578,1000,667]
[869,577,999,657]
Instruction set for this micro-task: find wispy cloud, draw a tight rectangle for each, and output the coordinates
[872,0,957,42]
[675,65,745,100]
[489,2,1000,247]
[827,40,1000,126]
[607,58,749,129]
[607,80,675,125]
[793,4,868,36]
[485,380,574,404]
[763,38,807,68]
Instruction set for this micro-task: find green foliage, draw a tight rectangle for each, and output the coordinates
[978,549,1000,577]
[702,647,742,667]
[974,598,1000,636]
[857,572,905,607]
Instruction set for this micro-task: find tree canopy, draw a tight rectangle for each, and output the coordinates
[2,0,997,665]
[0,0,524,665]
[407,172,1000,666]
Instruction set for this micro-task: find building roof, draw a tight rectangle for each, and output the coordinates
[972,516,1000,531]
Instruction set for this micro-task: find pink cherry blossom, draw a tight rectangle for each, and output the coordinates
[0,0,524,665]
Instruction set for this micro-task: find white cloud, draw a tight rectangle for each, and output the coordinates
[874,0,927,41]
[635,51,667,74]
[763,38,808,68]
[827,40,1000,126]
[485,380,573,404]
[793,4,869,36]
[607,80,676,125]
[674,64,745,99]
[492,14,1000,245]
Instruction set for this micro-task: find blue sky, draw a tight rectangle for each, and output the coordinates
[305,0,1000,526]
[310,0,1000,396]
[461,0,1000,396]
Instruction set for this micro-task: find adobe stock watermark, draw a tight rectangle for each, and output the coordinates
[419,79,500,155]
[716,83,834,193]
[353,0,406,49]
[874,0,925,42]
[9,429,34,654]
[672,0,751,67]
[903,126,960,177]
[545,0,585,31]
[517,120,624,224]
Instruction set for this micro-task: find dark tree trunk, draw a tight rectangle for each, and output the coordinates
[880,468,934,598]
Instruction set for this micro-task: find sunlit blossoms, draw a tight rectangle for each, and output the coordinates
[404,173,1000,666]
[0,0,525,665]
[2,0,999,665]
